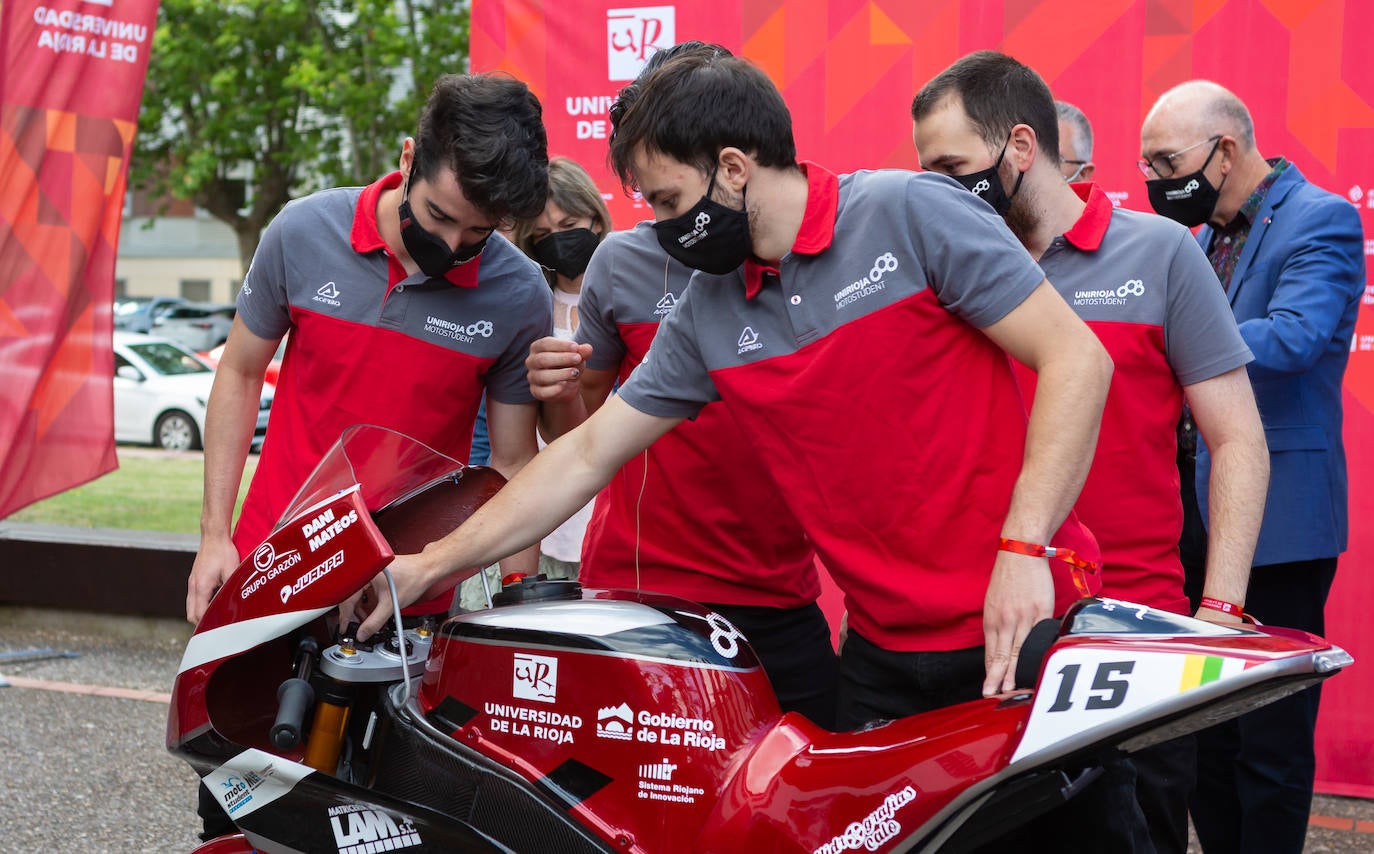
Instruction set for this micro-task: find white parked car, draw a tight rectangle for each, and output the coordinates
[113,332,271,452]
[153,302,236,352]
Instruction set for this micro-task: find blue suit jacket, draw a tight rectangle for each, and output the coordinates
[1196,163,1365,566]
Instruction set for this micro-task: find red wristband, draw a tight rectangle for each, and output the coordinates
[998,537,1100,597]
[1199,596,1246,619]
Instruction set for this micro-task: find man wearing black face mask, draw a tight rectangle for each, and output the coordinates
[350,50,1115,753]
[914,52,1267,854]
[185,72,552,842]
[523,42,840,731]
[1142,80,1365,854]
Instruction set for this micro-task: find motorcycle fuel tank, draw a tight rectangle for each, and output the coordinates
[417,587,781,852]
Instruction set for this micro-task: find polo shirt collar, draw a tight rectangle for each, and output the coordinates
[742,161,840,299]
[351,171,480,288]
[1062,182,1111,252]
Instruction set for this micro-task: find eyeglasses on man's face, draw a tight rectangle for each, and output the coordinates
[1062,160,1088,182]
[1137,135,1221,179]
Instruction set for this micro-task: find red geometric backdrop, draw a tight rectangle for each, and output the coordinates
[0,0,160,518]
[473,0,1374,795]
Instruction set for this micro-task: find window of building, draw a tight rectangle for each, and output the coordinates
[179,279,211,302]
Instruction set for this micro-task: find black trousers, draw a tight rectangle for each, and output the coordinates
[835,629,984,726]
[1189,557,1338,854]
[1132,735,1197,854]
[707,601,840,730]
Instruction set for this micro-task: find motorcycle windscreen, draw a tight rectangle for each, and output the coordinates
[272,424,503,612]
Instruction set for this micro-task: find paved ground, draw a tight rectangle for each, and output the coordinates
[0,606,1370,853]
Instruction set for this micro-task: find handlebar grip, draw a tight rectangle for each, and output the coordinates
[270,677,316,750]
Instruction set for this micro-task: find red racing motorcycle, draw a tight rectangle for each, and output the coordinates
[169,425,1352,853]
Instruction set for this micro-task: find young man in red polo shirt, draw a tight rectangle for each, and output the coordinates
[188,74,554,624]
[352,50,1112,728]
[186,72,553,842]
[525,42,838,728]
[911,51,1268,854]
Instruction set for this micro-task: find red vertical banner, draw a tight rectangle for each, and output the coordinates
[0,0,160,517]
[474,0,1374,794]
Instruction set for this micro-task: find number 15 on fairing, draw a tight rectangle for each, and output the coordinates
[1010,646,1248,762]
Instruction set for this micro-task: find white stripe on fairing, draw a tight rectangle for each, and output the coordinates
[203,748,314,821]
[179,609,330,674]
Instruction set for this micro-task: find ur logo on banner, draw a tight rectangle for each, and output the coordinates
[607,6,675,81]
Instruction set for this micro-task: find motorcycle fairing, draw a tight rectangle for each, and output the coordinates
[200,747,512,853]
[1010,599,1348,765]
[169,485,392,749]
[893,599,1352,852]
[168,427,1355,854]
[415,592,780,852]
[694,697,1029,853]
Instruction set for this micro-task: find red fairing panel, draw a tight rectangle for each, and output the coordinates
[169,488,392,747]
[696,699,1029,853]
[419,630,780,852]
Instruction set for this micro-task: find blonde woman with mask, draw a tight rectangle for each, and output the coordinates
[513,157,612,579]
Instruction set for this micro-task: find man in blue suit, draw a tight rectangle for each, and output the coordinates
[1141,80,1366,854]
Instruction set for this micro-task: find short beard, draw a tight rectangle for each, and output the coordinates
[1003,191,1036,244]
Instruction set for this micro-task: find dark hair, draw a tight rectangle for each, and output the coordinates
[415,73,549,223]
[608,41,730,134]
[912,51,1059,163]
[608,50,796,188]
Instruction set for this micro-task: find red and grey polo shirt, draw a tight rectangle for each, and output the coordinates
[232,171,552,554]
[619,163,1099,653]
[574,223,818,609]
[1017,183,1251,614]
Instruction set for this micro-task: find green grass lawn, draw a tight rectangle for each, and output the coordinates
[6,452,256,534]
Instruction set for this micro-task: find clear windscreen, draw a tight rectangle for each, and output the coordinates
[274,425,467,533]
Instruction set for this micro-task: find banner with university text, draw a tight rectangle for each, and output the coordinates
[0,0,159,518]
[473,0,1374,794]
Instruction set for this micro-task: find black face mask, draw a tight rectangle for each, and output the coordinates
[532,228,601,279]
[1146,138,1224,228]
[953,135,1025,216]
[653,173,752,275]
[398,163,486,278]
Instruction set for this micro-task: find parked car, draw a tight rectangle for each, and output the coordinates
[113,331,271,452]
[113,295,186,334]
[199,334,288,389]
[153,302,236,352]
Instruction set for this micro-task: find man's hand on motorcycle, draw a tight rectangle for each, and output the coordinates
[186,535,241,624]
[351,553,437,641]
[982,549,1054,696]
[525,338,593,403]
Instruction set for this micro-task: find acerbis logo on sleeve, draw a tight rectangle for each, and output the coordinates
[834,252,899,311]
[1074,278,1146,307]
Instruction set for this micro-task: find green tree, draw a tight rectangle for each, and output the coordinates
[130,0,471,273]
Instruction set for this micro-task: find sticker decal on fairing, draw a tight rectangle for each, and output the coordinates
[203,748,314,820]
[1011,646,1251,762]
[328,803,422,854]
[814,785,918,853]
[513,652,558,703]
[636,758,705,805]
